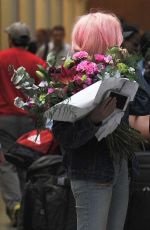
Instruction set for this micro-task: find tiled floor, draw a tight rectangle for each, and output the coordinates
[0,197,16,230]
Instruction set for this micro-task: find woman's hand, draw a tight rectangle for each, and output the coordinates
[89,97,117,124]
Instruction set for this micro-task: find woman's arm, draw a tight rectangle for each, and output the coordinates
[52,97,116,149]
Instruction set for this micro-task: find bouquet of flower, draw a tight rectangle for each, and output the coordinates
[12,47,137,122]
[11,46,142,158]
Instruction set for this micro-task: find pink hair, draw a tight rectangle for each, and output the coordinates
[72,12,123,55]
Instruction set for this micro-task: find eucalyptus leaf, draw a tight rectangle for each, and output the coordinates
[46,53,56,67]
[14,97,25,108]
[11,74,24,85]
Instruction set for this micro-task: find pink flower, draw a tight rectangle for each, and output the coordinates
[28,103,34,108]
[72,51,89,60]
[86,62,98,75]
[26,99,35,108]
[101,64,106,70]
[94,54,105,62]
[73,75,83,85]
[104,55,113,64]
[85,77,92,85]
[48,88,54,94]
[76,60,98,75]
[83,84,88,89]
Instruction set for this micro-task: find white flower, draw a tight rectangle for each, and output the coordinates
[128,67,135,73]
[38,81,48,87]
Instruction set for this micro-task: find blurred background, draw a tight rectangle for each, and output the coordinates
[0,1,150,230]
[0,0,150,49]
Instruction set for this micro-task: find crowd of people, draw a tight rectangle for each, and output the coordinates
[29,25,71,65]
[0,11,149,230]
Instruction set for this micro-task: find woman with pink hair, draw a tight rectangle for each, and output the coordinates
[52,12,150,230]
[72,12,123,55]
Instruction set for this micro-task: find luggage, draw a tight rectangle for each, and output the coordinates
[18,155,77,230]
[5,143,41,170]
[16,129,54,155]
[4,129,60,170]
[124,151,150,230]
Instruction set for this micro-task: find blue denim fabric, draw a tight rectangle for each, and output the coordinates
[71,159,129,230]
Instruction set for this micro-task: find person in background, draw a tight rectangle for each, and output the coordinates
[144,49,150,85]
[27,40,38,54]
[37,25,70,65]
[35,28,50,60]
[138,31,150,75]
[122,26,149,93]
[122,25,141,54]
[27,29,50,55]
[141,31,150,57]
[0,22,45,226]
[36,28,50,48]
[118,16,127,31]
[136,31,150,94]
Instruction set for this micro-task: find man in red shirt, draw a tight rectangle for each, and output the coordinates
[0,22,46,226]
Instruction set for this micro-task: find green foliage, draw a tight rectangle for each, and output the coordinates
[46,53,56,67]
[37,64,50,82]
[106,123,144,160]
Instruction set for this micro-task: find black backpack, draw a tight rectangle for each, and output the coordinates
[18,155,77,230]
[0,129,41,170]
[124,151,150,230]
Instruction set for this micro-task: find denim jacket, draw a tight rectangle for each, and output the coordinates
[52,85,150,183]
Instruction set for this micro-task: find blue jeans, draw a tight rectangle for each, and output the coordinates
[71,159,129,230]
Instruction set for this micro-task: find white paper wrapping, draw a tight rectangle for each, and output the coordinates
[45,80,102,122]
[45,78,139,141]
[95,110,125,141]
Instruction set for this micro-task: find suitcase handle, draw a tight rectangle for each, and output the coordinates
[139,164,150,169]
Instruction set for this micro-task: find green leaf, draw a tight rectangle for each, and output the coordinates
[37,65,48,76]
[14,97,25,109]
[46,53,56,67]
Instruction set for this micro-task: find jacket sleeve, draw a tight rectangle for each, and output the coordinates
[129,87,150,115]
[52,117,101,149]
